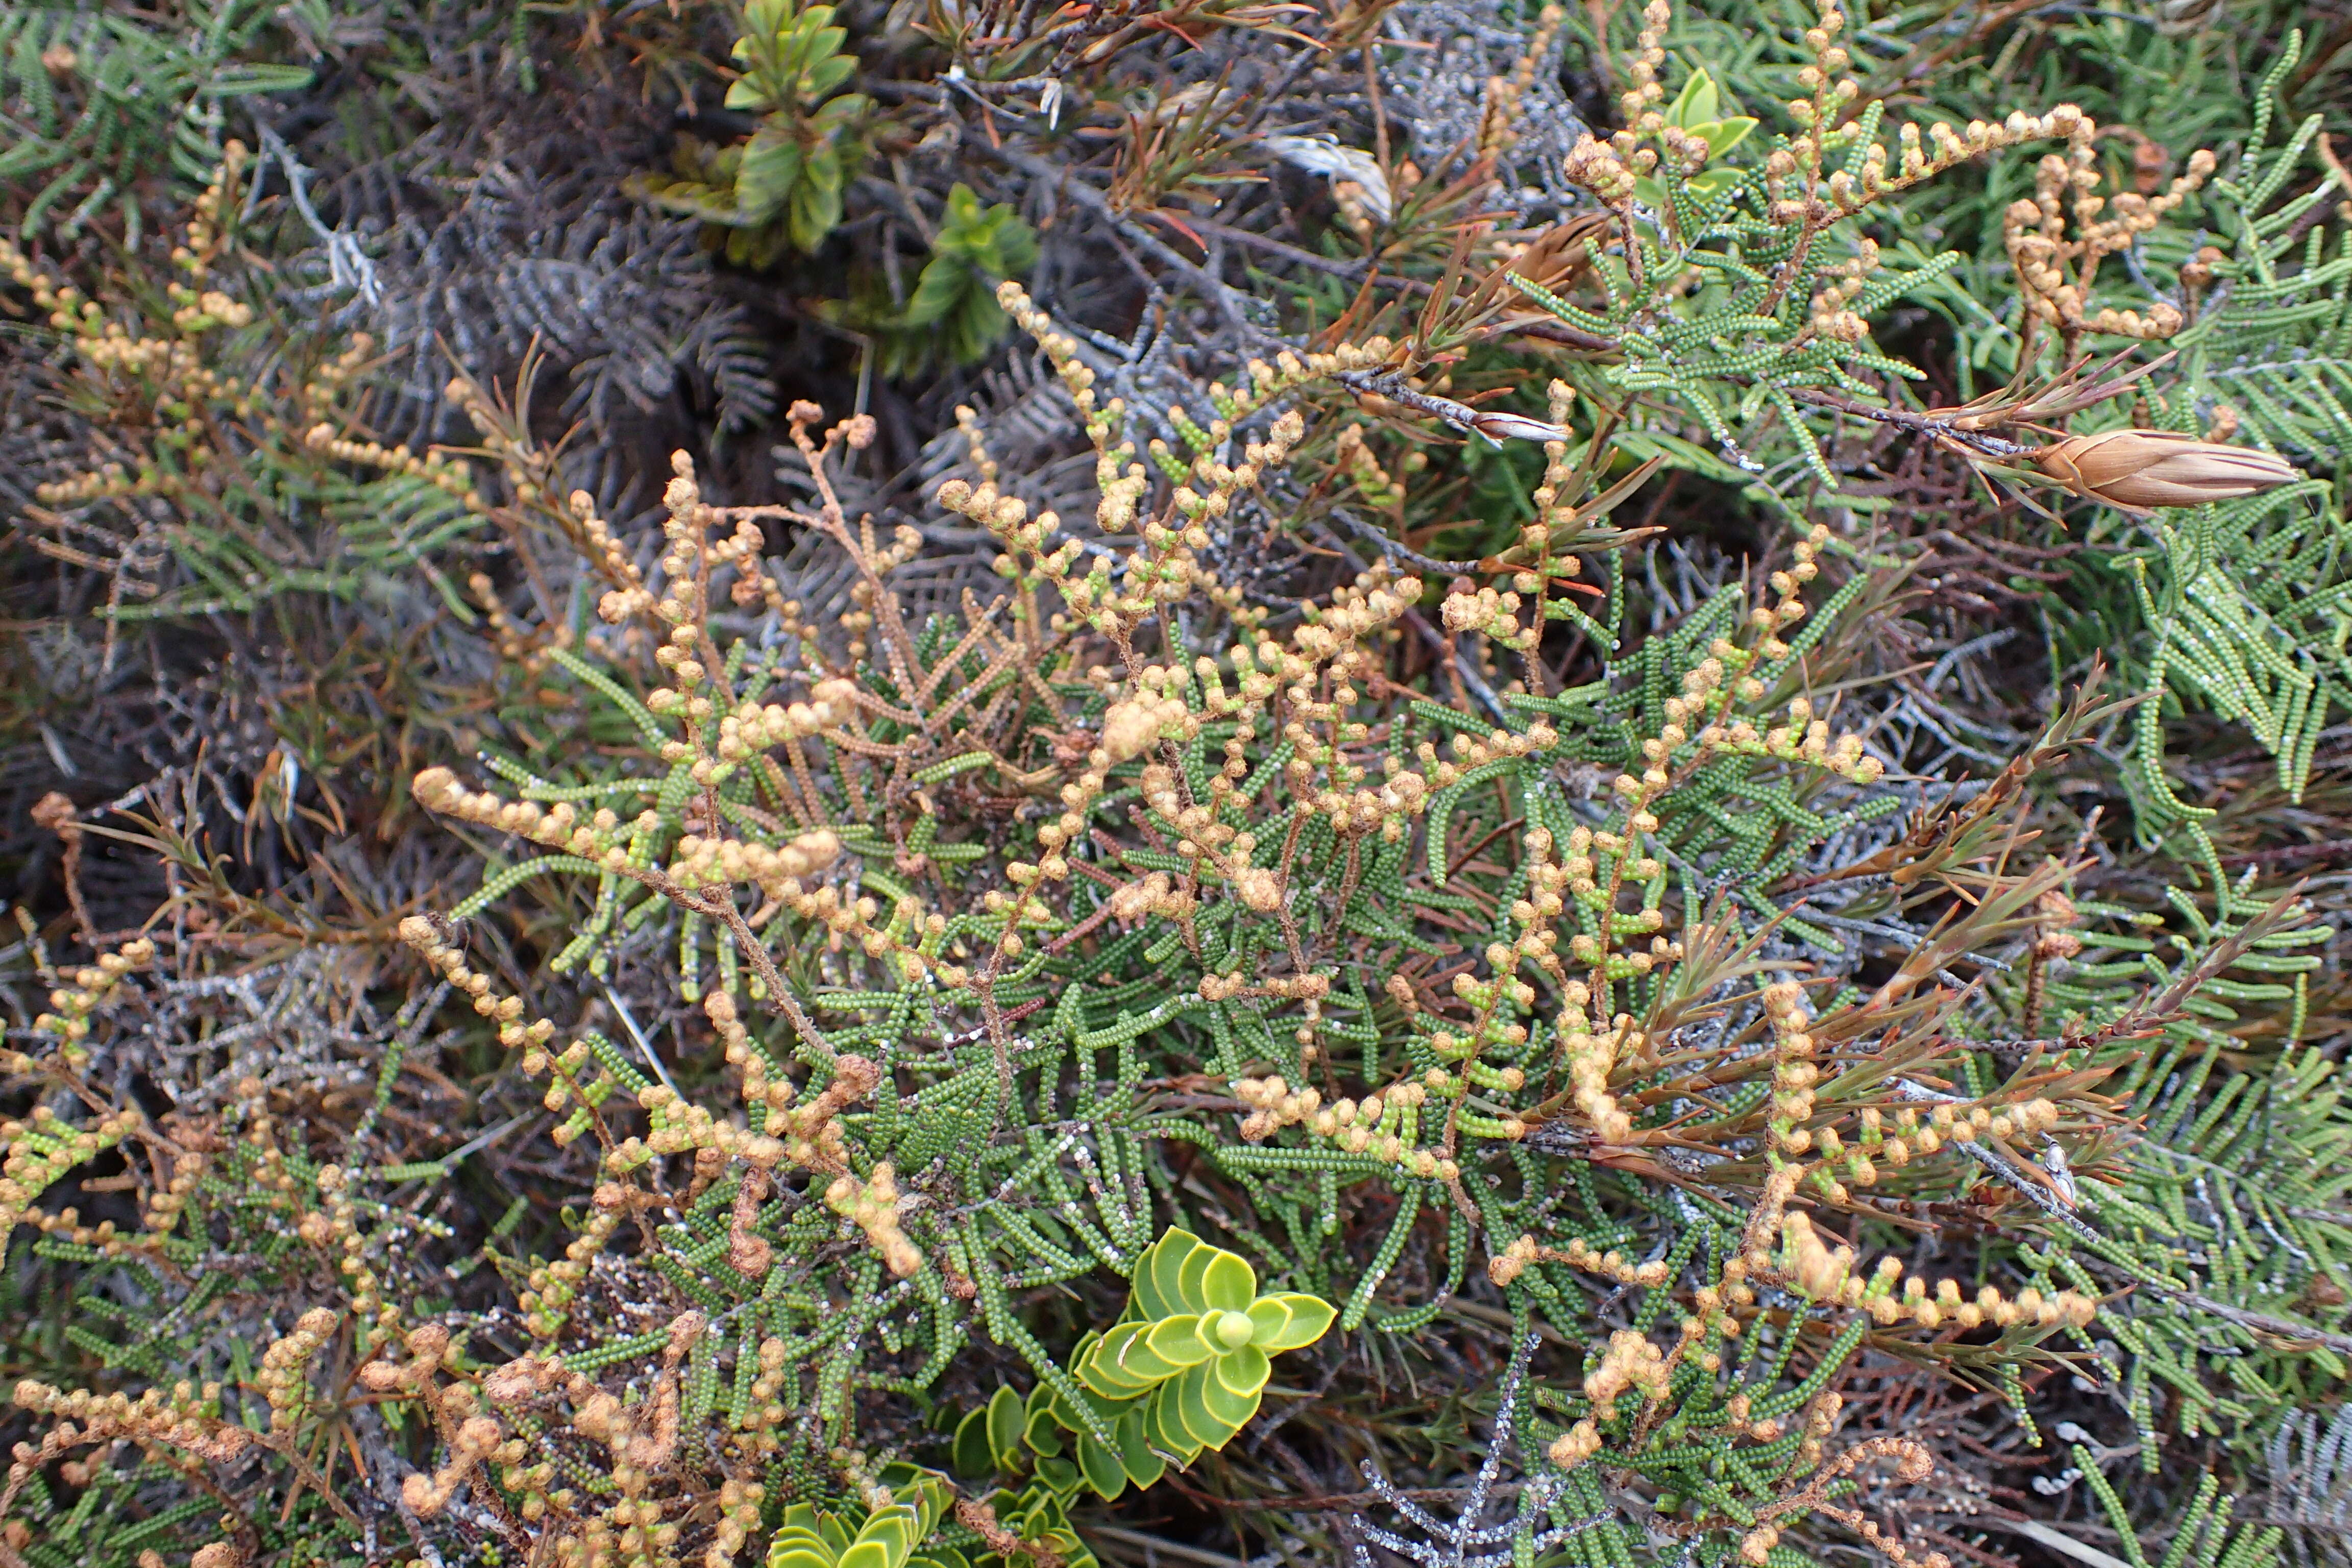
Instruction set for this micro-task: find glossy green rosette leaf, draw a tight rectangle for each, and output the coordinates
[1069,1227,1336,1462]
[767,1472,963,1568]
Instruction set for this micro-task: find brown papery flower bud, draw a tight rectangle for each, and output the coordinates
[2030,428,2299,513]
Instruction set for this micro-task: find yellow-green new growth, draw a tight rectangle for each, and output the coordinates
[1072,1227,1335,1462]
[766,1470,960,1568]
[633,0,868,262]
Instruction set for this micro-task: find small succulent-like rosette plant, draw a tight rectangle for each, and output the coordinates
[766,1469,964,1568]
[955,1377,1163,1506]
[1631,67,1758,212]
[1071,1227,1336,1464]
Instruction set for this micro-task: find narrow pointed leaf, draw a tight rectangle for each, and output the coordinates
[1698,117,1757,156]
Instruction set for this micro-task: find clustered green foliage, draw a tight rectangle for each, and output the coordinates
[839,186,1041,380]
[3,4,2352,1568]
[2106,61,2352,830]
[633,0,870,264]
[1498,0,2352,861]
